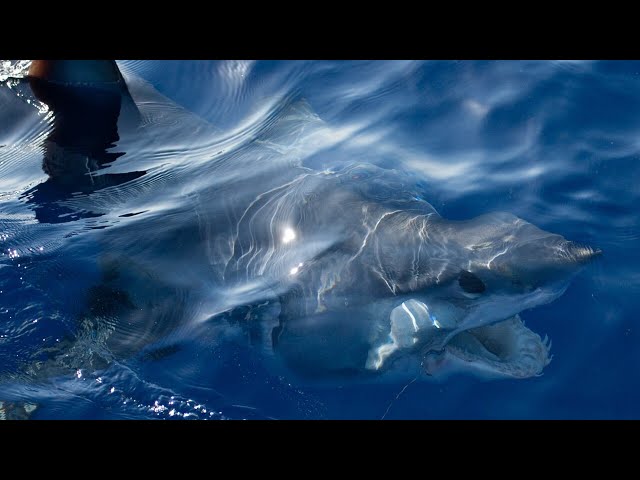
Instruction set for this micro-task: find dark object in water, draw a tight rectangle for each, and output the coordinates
[22,60,145,223]
[28,60,124,86]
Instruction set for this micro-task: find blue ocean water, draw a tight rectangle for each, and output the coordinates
[0,60,637,419]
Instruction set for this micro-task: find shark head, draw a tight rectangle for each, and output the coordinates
[366,211,600,379]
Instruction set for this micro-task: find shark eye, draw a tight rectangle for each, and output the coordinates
[458,270,486,294]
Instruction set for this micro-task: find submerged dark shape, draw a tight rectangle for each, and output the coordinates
[20,60,145,223]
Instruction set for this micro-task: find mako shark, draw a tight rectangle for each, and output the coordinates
[2,61,600,398]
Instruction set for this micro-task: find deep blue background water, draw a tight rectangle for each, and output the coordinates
[0,60,637,419]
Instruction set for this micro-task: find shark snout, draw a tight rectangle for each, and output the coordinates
[486,236,600,288]
[563,241,602,264]
[516,237,602,268]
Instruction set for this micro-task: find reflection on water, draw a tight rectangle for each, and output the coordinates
[0,60,638,419]
[21,75,146,224]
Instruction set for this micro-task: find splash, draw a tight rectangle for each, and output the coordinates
[1,60,49,115]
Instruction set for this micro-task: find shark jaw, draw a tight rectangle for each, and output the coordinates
[365,280,569,380]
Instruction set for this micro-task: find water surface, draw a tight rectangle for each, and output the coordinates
[0,60,637,419]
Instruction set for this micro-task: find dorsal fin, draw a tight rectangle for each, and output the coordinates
[28,60,124,86]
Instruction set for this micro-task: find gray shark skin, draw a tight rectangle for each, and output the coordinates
[93,99,599,383]
[197,161,599,381]
[0,62,600,393]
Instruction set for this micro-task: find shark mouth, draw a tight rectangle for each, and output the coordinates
[366,299,552,379]
[424,315,552,379]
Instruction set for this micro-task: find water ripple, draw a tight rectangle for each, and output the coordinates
[0,60,638,418]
